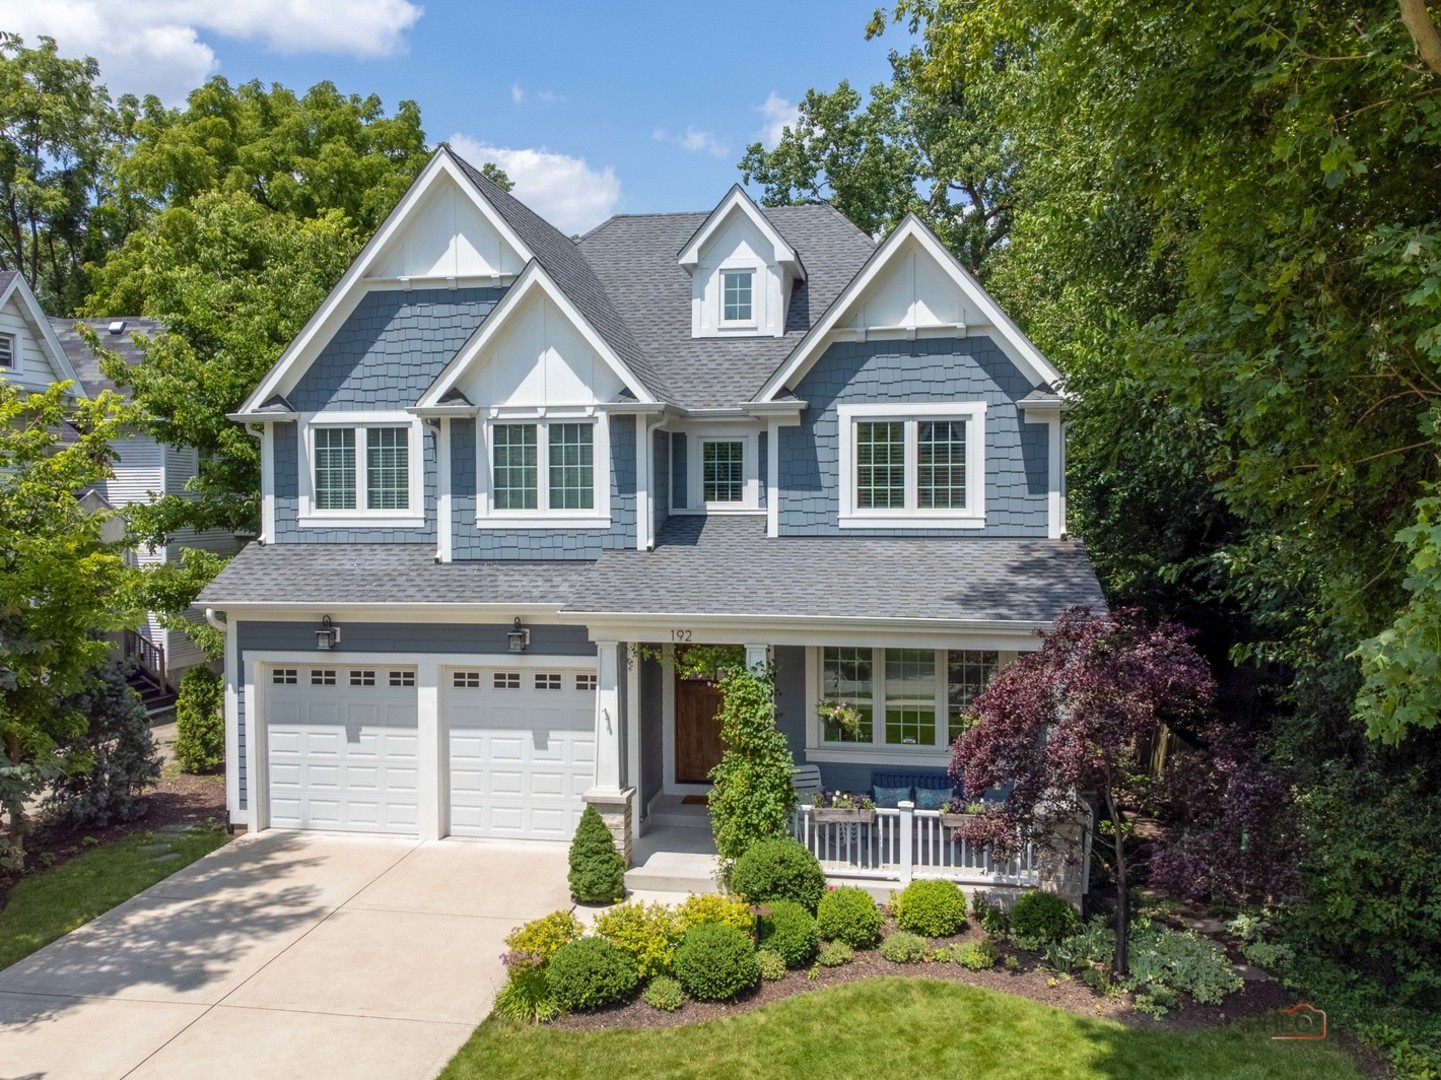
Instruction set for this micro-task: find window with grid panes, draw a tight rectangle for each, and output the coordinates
[366,428,409,510]
[313,428,356,510]
[917,420,967,509]
[535,673,562,690]
[493,672,520,689]
[388,670,415,688]
[946,650,998,741]
[493,424,538,510]
[548,424,594,509]
[855,421,905,509]
[885,649,937,746]
[453,671,481,689]
[820,647,874,743]
[702,440,745,502]
[348,670,376,687]
[722,270,753,322]
[310,669,336,686]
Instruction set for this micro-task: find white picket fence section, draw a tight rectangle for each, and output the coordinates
[790,801,1038,887]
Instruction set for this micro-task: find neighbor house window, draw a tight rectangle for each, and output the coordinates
[702,440,745,503]
[839,404,986,527]
[819,646,1004,750]
[308,422,417,519]
[488,419,600,516]
[0,333,13,368]
[721,270,753,323]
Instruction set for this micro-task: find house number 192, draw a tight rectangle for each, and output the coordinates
[670,629,693,642]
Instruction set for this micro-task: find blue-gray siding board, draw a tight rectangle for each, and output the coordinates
[286,288,501,412]
[779,336,1050,537]
[449,417,637,558]
[232,620,596,811]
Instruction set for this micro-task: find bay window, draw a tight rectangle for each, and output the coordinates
[839,403,986,528]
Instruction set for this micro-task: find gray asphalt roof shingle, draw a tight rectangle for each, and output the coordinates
[564,516,1106,623]
[197,525,1105,623]
[577,204,875,409]
[196,543,597,607]
[47,317,165,398]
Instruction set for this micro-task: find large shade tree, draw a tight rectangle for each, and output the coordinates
[951,608,1215,971]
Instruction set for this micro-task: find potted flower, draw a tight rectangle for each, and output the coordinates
[940,797,989,830]
[811,788,878,825]
[816,698,864,738]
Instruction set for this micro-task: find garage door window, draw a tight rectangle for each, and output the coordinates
[349,669,376,687]
[454,671,481,689]
[273,668,298,685]
[576,673,597,691]
[311,669,336,686]
[493,671,520,689]
[535,673,562,690]
[389,670,415,688]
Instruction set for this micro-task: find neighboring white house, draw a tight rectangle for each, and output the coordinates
[0,270,239,699]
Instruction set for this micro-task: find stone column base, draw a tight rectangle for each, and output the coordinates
[1033,807,1092,910]
[583,787,636,867]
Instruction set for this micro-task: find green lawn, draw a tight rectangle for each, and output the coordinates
[440,978,1362,1080]
[0,826,230,970]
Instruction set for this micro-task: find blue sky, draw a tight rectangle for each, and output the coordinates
[2,0,905,232]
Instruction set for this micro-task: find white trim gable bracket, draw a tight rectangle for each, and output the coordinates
[756,214,1063,400]
[415,259,657,408]
[238,148,534,415]
[676,184,805,280]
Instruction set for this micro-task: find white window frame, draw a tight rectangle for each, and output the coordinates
[297,411,425,529]
[475,409,612,528]
[719,267,757,328]
[0,332,13,368]
[675,426,761,513]
[804,646,1015,765]
[837,402,987,529]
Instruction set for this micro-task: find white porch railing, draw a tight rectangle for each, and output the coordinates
[790,801,1038,887]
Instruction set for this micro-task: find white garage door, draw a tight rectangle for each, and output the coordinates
[446,665,597,840]
[266,665,420,835]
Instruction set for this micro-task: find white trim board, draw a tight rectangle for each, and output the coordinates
[677,184,804,278]
[757,214,1063,400]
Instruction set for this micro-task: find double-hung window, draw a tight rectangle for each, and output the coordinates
[816,646,1001,754]
[305,419,420,526]
[839,403,986,528]
[485,418,605,522]
[721,269,754,324]
[701,439,745,504]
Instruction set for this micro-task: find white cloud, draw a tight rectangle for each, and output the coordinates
[756,92,801,149]
[679,127,729,159]
[447,134,622,236]
[536,90,567,104]
[510,84,566,106]
[0,0,423,104]
[510,83,526,104]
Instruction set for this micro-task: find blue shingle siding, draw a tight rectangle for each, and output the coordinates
[671,432,687,510]
[272,422,439,544]
[286,288,501,412]
[653,429,670,527]
[449,416,638,559]
[233,620,596,808]
[778,336,1050,537]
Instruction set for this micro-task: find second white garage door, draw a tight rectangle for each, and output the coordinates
[446,665,597,840]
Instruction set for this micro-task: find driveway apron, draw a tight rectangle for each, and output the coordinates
[0,831,570,1080]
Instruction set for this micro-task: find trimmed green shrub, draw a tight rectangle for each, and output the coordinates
[817,940,853,967]
[174,666,224,774]
[594,900,683,980]
[758,899,819,968]
[673,923,760,1001]
[545,937,638,1012]
[568,806,626,903]
[641,975,685,1011]
[892,879,968,938]
[756,948,787,981]
[1004,954,1022,972]
[730,838,826,912]
[816,886,883,948]
[504,911,584,969]
[880,930,927,964]
[1011,890,1078,947]
[45,659,161,827]
[675,892,755,934]
[956,938,999,971]
[971,890,1010,937]
[493,966,558,1023]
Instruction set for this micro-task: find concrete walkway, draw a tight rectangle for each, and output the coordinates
[0,831,571,1080]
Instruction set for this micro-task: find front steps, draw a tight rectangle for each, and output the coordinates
[625,796,719,896]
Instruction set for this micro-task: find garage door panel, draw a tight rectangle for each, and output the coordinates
[446,669,597,840]
[266,673,419,836]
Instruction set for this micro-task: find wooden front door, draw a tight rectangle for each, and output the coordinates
[674,675,725,784]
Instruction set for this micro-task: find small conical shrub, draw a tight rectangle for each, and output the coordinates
[569,805,626,902]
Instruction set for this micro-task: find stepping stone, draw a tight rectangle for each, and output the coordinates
[150,852,182,864]
[1236,964,1274,982]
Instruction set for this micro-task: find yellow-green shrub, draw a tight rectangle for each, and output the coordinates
[676,893,755,935]
[594,900,684,980]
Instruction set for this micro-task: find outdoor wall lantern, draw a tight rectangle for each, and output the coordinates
[315,615,340,651]
[507,616,530,653]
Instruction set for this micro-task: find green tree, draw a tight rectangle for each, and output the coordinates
[0,34,136,313]
[0,382,135,866]
[740,50,1015,270]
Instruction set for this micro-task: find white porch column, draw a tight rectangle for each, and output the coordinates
[745,642,770,673]
[585,639,635,863]
[625,643,642,842]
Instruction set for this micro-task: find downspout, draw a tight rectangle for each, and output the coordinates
[205,608,227,632]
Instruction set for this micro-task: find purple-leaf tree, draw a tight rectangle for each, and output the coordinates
[950,607,1215,973]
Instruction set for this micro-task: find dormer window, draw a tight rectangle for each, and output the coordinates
[721,270,754,325]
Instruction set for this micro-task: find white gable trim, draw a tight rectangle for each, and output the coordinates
[2,276,88,396]
[677,184,805,279]
[757,215,1062,400]
[415,259,655,408]
[238,149,533,414]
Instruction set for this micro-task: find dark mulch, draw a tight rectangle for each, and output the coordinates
[0,770,226,912]
[551,922,1297,1036]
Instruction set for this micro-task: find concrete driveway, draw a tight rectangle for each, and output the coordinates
[0,831,571,1080]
